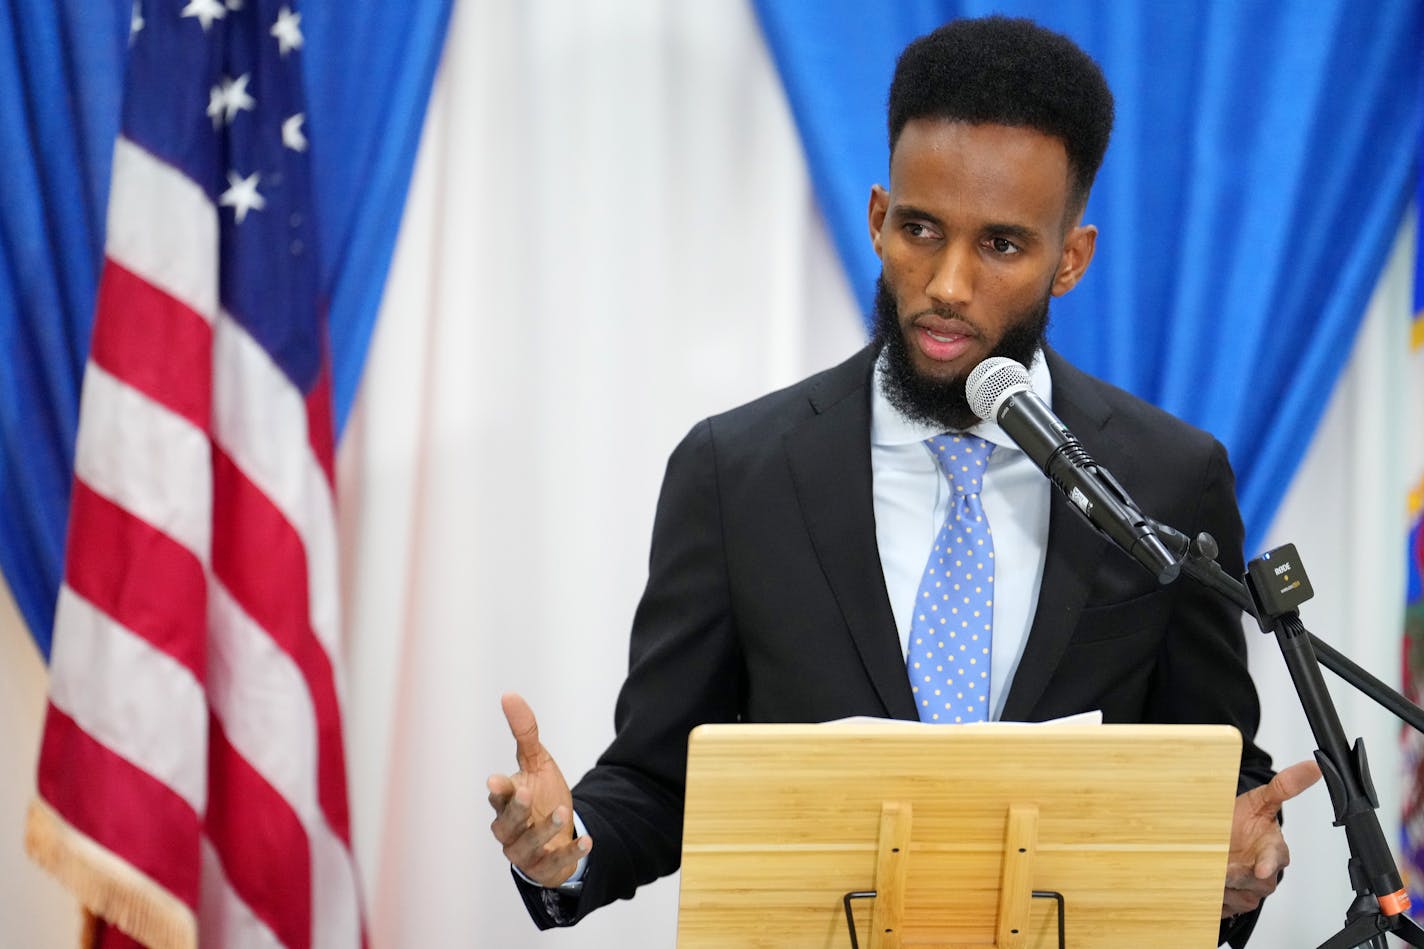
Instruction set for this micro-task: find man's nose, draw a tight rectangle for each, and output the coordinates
[925,242,974,310]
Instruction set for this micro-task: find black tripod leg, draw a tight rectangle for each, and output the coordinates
[1315,913,1388,949]
[1389,912,1424,947]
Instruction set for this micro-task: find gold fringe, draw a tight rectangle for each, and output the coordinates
[25,798,196,949]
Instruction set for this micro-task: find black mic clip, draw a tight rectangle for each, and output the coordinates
[1143,518,1258,612]
[1059,454,1179,585]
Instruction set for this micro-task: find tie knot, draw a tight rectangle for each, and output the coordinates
[924,433,994,496]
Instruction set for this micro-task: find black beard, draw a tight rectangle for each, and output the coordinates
[871,275,1050,431]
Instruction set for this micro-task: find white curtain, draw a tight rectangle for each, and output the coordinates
[0,3,1418,948]
[338,2,863,945]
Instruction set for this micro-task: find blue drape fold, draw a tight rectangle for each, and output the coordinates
[0,0,450,657]
[754,0,1423,555]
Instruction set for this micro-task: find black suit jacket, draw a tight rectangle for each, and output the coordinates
[518,346,1273,943]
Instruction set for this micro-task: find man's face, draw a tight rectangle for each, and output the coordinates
[867,119,1097,429]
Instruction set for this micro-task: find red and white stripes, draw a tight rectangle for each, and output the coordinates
[28,136,364,948]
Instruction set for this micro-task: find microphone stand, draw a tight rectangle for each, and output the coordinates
[1150,522,1424,949]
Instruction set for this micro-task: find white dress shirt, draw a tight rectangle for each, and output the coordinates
[870,350,1053,721]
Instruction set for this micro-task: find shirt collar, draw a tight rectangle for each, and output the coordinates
[870,347,1054,451]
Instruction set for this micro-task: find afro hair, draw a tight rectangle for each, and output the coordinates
[888,16,1115,213]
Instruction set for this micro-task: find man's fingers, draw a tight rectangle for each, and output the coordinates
[1237,759,1322,820]
[491,694,579,884]
[489,786,534,846]
[520,828,594,888]
[1226,870,1277,897]
[501,692,544,770]
[1256,759,1323,810]
[1252,836,1289,880]
[486,773,516,808]
[1223,858,1278,918]
[1222,888,1265,917]
[486,783,589,887]
[1219,763,1314,920]
[504,805,574,866]
[1270,759,1324,802]
[494,802,593,887]
[1255,856,1282,880]
[1226,851,1284,889]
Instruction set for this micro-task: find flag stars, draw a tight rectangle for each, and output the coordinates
[130,1,144,42]
[271,6,304,56]
[206,86,225,127]
[208,74,256,127]
[220,171,265,224]
[282,113,308,152]
[181,0,226,31]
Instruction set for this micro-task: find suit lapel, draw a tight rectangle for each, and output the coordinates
[783,348,918,721]
[999,350,1115,721]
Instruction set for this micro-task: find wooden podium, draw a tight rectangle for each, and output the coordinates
[675,723,1241,948]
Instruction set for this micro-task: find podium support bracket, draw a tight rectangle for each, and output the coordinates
[868,800,912,949]
[997,804,1039,949]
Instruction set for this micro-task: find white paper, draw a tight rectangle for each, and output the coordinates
[822,709,1103,727]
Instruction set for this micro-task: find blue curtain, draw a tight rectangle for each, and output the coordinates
[0,0,451,658]
[754,0,1423,556]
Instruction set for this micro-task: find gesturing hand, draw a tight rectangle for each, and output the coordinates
[487,692,591,887]
[1221,758,1321,918]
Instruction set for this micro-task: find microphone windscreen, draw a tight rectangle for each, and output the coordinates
[966,357,1032,422]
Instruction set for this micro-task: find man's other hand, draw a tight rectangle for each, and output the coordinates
[487,692,590,887]
[1221,758,1322,918]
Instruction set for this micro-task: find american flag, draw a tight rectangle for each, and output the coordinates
[1399,172,1424,921]
[24,1,365,946]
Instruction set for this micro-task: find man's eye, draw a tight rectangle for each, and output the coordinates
[905,222,937,239]
[989,237,1021,255]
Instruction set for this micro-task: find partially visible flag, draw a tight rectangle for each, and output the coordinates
[23,1,364,946]
[1397,158,1424,910]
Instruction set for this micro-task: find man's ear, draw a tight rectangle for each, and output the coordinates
[867,185,890,259]
[1051,223,1097,296]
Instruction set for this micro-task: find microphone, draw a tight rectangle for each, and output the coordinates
[966,356,1179,584]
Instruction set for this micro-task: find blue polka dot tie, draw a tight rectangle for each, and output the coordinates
[908,434,995,723]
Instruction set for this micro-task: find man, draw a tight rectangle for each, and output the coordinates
[487,16,1318,945]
